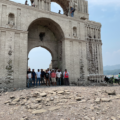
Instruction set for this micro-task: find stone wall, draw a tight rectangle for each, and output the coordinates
[0,0,104,88]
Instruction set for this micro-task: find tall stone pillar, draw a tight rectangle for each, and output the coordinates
[99,43,103,75]
[34,0,38,8]
[14,32,28,88]
[49,3,51,11]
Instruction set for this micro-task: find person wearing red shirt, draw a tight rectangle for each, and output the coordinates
[63,69,69,85]
[51,70,56,86]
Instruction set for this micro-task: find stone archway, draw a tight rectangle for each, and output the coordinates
[28,18,65,69]
[51,0,69,15]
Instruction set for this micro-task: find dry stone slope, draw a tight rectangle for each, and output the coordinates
[0,86,120,120]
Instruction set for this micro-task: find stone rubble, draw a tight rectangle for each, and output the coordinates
[0,86,120,120]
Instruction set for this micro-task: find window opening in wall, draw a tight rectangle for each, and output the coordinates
[51,2,63,14]
[39,32,45,41]
[73,27,77,38]
[8,13,15,26]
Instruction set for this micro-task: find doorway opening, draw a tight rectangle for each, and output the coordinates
[27,18,65,87]
[28,47,52,72]
[51,2,63,14]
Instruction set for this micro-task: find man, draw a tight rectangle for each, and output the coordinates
[32,69,36,86]
[36,69,41,86]
[27,68,32,88]
[58,10,61,14]
[48,69,51,74]
[70,7,75,17]
[48,69,51,85]
[45,70,50,86]
[56,69,62,85]
[51,70,56,86]
[41,69,45,85]
[31,1,35,7]
[63,69,69,85]
[25,0,28,5]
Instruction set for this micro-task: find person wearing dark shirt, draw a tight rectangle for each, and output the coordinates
[27,68,32,88]
[41,69,45,85]
[32,69,36,86]
[45,70,50,86]
[70,7,75,17]
[25,0,28,5]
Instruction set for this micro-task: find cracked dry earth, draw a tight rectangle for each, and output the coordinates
[0,86,120,120]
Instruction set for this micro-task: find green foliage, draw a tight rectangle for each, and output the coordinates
[104,69,120,75]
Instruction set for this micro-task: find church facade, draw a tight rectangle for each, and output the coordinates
[0,0,104,88]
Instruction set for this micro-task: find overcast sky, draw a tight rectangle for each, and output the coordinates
[10,0,120,70]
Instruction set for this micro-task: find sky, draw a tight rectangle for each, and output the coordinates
[10,0,120,70]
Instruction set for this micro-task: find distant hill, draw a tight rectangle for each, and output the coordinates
[104,64,120,71]
[104,69,120,75]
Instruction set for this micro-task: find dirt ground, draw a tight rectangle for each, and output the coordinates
[0,86,120,120]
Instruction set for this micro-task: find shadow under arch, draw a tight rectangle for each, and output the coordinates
[28,17,65,41]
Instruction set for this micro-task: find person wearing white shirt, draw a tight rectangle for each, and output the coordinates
[36,69,41,86]
[31,1,35,7]
[27,68,32,88]
[56,69,62,85]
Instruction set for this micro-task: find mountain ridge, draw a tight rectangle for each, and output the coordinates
[104,64,120,71]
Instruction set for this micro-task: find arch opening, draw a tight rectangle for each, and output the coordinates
[8,13,15,25]
[28,18,64,71]
[51,0,69,16]
[51,2,63,14]
[28,47,52,71]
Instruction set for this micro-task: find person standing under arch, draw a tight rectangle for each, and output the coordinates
[36,69,41,86]
[41,69,45,85]
[56,69,62,85]
[45,70,50,86]
[32,69,36,86]
[63,69,69,85]
[27,68,32,88]
[51,70,56,86]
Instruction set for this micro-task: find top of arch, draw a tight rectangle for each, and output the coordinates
[30,0,89,19]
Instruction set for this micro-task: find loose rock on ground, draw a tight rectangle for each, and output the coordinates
[0,86,120,120]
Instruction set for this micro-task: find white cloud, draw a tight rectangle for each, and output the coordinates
[88,0,120,6]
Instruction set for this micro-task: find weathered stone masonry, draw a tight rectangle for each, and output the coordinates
[0,0,104,88]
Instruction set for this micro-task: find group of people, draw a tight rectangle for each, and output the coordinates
[25,0,75,17]
[27,68,69,88]
[25,0,35,7]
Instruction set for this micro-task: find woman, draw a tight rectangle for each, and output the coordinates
[51,70,56,86]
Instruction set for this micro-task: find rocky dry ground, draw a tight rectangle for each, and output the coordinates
[0,86,120,120]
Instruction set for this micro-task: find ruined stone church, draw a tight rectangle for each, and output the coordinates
[0,0,104,88]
